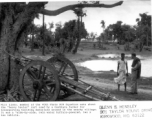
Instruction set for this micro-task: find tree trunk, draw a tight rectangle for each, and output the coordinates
[139,41,143,52]
[73,17,80,54]
[0,18,10,92]
[31,32,34,52]
[0,3,45,95]
[146,34,148,46]
[0,14,20,93]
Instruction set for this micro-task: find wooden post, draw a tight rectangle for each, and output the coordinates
[42,5,45,55]
[31,21,34,52]
[78,16,80,46]
[80,14,83,41]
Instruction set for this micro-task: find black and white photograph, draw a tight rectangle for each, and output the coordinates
[0,0,151,119]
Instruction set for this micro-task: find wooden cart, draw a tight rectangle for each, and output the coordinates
[18,54,119,101]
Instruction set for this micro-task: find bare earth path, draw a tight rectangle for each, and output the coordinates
[63,49,152,101]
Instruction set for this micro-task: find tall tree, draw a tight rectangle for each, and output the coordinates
[72,8,84,54]
[105,21,123,44]
[54,19,87,52]
[0,3,46,94]
[136,13,151,48]
[99,20,106,47]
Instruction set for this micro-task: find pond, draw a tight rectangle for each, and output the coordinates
[77,54,152,78]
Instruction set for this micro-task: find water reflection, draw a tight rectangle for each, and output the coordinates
[78,54,152,77]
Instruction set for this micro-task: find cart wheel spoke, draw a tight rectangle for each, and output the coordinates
[27,69,37,80]
[46,82,55,86]
[43,86,54,99]
[38,65,43,79]
[60,63,68,75]
[40,67,46,81]
[43,86,50,94]
[50,87,55,93]
[33,89,41,101]
[36,89,42,101]
[26,72,36,82]
[33,89,38,101]
[58,62,65,74]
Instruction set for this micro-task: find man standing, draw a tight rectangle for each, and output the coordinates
[130,53,141,94]
[114,53,128,91]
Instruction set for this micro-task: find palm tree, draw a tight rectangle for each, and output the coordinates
[99,20,106,48]
[101,20,105,31]
[72,8,87,54]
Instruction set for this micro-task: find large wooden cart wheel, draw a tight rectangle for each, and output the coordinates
[47,55,78,83]
[47,55,78,96]
[19,60,60,101]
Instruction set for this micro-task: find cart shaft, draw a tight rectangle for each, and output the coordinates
[59,76,118,101]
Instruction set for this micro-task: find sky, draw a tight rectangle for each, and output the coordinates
[34,0,151,36]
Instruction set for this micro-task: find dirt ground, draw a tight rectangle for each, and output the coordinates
[21,45,152,101]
